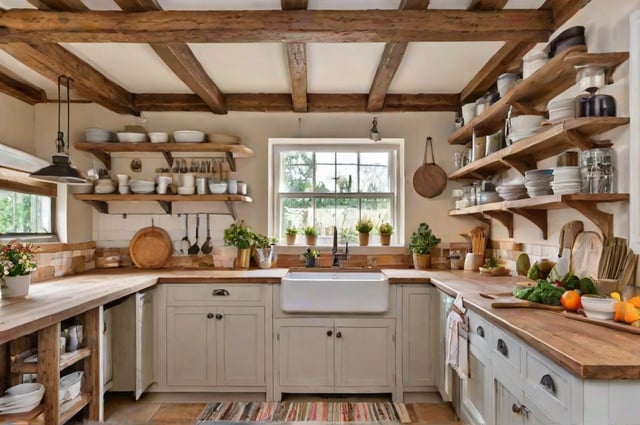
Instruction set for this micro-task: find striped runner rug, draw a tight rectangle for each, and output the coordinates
[195,401,411,424]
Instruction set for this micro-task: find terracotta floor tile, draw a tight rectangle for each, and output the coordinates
[148,402,207,424]
[411,402,460,424]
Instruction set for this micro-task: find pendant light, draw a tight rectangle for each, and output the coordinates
[369,117,381,142]
[30,76,88,184]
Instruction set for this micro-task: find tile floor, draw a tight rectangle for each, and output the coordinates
[78,393,461,425]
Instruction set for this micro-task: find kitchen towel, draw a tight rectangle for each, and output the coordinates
[195,401,411,424]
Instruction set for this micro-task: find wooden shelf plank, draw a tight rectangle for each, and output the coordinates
[59,393,90,425]
[0,404,44,423]
[449,48,629,145]
[73,193,253,203]
[12,348,91,374]
[506,193,629,210]
[74,141,253,156]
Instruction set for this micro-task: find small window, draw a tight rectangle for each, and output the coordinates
[0,190,53,235]
[269,138,404,245]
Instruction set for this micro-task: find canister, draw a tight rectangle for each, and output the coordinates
[581,148,615,193]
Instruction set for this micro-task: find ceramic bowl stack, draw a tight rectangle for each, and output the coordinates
[0,383,45,414]
[85,128,113,143]
[496,184,528,201]
[524,169,554,197]
[508,115,544,145]
[173,130,205,143]
[551,166,582,194]
[116,132,147,143]
[547,98,576,123]
[129,179,155,194]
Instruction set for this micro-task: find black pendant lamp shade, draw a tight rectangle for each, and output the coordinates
[30,76,87,185]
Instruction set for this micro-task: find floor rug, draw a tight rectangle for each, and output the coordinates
[195,401,411,424]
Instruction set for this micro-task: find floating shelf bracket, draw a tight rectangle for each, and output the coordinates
[84,200,108,214]
[483,211,514,238]
[225,152,237,172]
[501,156,535,175]
[157,201,172,214]
[510,208,548,240]
[161,152,174,168]
[565,129,595,151]
[225,201,238,220]
[87,150,111,169]
[565,200,614,238]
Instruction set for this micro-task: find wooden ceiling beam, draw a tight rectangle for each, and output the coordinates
[467,0,508,11]
[27,0,88,10]
[0,71,47,104]
[0,42,138,115]
[282,0,308,113]
[540,0,591,29]
[134,93,459,113]
[366,0,429,112]
[0,9,553,43]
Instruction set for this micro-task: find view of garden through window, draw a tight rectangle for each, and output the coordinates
[0,190,53,235]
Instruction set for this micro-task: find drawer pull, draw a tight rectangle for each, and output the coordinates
[336,331,342,338]
[327,330,333,337]
[511,403,522,414]
[540,374,556,395]
[497,338,508,357]
[212,289,230,296]
[207,313,214,319]
[476,325,485,338]
[216,313,223,320]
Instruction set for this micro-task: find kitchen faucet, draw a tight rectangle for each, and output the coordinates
[331,226,349,267]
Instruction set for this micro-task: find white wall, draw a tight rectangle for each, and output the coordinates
[0,92,34,154]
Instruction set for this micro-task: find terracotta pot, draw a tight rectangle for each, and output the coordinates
[380,233,391,246]
[286,234,296,246]
[305,235,317,246]
[1,274,31,298]
[358,232,370,246]
[412,253,431,270]
[235,248,251,269]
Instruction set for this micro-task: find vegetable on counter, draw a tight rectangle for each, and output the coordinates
[513,272,599,306]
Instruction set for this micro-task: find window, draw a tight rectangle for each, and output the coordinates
[269,138,404,245]
[0,190,53,235]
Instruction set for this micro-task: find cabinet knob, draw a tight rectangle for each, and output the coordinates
[336,331,342,338]
[216,313,223,320]
[212,289,230,296]
[476,325,484,338]
[511,403,522,415]
[207,313,214,319]
[327,330,333,337]
[540,374,556,395]
[497,338,508,357]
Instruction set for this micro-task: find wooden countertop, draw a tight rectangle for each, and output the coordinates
[1,267,638,380]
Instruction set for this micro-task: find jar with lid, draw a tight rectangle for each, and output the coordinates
[581,148,615,193]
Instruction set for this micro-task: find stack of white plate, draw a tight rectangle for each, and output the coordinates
[174,130,205,143]
[129,179,155,194]
[117,132,147,143]
[552,166,582,194]
[496,184,528,201]
[524,169,554,197]
[85,128,113,143]
[0,383,45,414]
[547,98,575,123]
[508,115,544,145]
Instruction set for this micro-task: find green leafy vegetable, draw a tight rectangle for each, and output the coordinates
[513,280,566,306]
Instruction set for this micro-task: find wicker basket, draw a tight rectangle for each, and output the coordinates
[593,278,619,297]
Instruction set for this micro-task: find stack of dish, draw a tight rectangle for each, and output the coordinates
[496,184,528,201]
[85,128,113,143]
[116,132,147,143]
[0,383,45,414]
[547,98,575,123]
[174,130,205,143]
[148,132,169,143]
[508,115,544,144]
[524,169,554,197]
[129,179,155,194]
[551,166,582,194]
[476,191,502,205]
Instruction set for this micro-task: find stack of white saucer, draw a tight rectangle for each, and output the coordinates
[496,184,528,201]
[551,166,582,194]
[524,169,554,197]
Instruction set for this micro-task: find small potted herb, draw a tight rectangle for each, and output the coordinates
[355,217,374,246]
[303,226,318,246]
[0,240,37,298]
[223,221,254,269]
[378,222,393,246]
[285,227,298,246]
[252,233,277,269]
[302,248,319,268]
[409,222,441,269]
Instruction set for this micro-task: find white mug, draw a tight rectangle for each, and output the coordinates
[116,174,130,185]
[157,183,168,194]
[228,179,238,194]
[237,182,247,195]
[181,173,195,188]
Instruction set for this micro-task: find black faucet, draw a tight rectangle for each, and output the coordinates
[331,226,349,267]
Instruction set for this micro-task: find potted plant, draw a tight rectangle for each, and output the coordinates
[223,221,254,269]
[379,222,393,246]
[409,222,441,269]
[0,241,37,298]
[302,248,319,268]
[355,217,374,246]
[252,233,277,269]
[303,226,318,246]
[285,227,298,246]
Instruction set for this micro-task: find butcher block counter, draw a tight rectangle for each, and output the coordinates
[1,267,639,380]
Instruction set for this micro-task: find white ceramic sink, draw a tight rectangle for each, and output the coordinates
[280,271,390,313]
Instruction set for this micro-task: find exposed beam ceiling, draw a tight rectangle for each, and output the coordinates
[0,9,553,43]
[468,0,509,11]
[0,71,46,104]
[282,0,308,113]
[27,0,88,10]
[366,0,429,113]
[542,0,592,29]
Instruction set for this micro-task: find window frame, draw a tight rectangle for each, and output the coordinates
[268,138,405,245]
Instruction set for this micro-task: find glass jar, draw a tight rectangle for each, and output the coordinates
[581,148,615,193]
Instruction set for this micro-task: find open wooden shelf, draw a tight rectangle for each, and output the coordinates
[73,193,253,219]
[448,117,629,180]
[448,46,629,145]
[449,193,629,239]
[11,348,91,374]
[74,141,254,171]
[0,404,44,423]
[59,393,90,425]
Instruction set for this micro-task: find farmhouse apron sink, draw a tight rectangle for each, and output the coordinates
[280,271,390,313]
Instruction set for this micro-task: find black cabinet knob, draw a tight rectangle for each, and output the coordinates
[327,330,333,337]
[512,403,522,414]
[207,313,214,319]
[336,331,342,338]
[216,313,223,320]
[476,325,485,338]
[540,374,556,395]
[497,338,508,357]
[212,289,230,296]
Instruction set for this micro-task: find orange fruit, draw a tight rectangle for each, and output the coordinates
[561,290,582,311]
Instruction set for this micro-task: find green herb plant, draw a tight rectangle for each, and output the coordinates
[355,217,374,234]
[223,221,254,249]
[409,223,441,255]
[378,222,393,235]
[303,226,318,237]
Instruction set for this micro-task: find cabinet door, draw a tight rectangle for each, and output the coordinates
[334,319,395,389]
[102,307,112,390]
[166,306,216,386]
[216,306,265,387]
[136,291,154,399]
[437,290,455,401]
[462,345,492,425]
[402,286,435,388]
[495,378,524,425]
[276,318,334,388]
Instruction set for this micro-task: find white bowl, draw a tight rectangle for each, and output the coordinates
[581,295,616,320]
[148,132,169,143]
[70,182,93,194]
[209,133,240,144]
[208,181,228,194]
[173,130,205,143]
[177,186,195,195]
[117,132,147,143]
[511,115,544,133]
[85,128,113,143]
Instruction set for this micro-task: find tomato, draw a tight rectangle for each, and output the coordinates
[561,290,582,311]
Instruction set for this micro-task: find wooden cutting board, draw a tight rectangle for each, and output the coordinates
[563,311,640,335]
[570,231,603,278]
[129,226,173,269]
[491,301,564,311]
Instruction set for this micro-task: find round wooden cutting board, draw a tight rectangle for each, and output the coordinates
[129,226,173,269]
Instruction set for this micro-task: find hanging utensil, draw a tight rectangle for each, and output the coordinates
[412,136,447,198]
[188,214,201,255]
[201,214,213,254]
[180,214,190,254]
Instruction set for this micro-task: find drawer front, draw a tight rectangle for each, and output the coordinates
[467,310,492,351]
[523,349,570,419]
[166,284,266,306]
[492,326,521,373]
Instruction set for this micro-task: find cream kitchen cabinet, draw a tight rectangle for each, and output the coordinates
[436,289,455,402]
[274,318,395,399]
[154,283,272,398]
[461,310,493,425]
